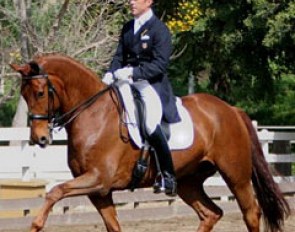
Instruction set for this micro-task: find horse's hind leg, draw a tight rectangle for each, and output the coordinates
[178,170,223,232]
[88,193,121,232]
[218,158,261,231]
[234,183,261,232]
[221,174,261,232]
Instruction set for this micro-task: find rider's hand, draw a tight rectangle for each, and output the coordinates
[114,67,133,83]
[102,72,114,85]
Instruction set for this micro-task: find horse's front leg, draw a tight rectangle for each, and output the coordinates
[89,193,121,232]
[31,170,108,232]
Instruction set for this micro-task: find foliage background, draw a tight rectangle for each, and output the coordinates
[163,0,295,125]
[0,0,294,126]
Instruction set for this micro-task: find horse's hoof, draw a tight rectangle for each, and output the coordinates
[31,220,44,232]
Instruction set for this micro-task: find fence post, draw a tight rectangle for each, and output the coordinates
[252,120,258,131]
[259,129,270,156]
[272,140,292,176]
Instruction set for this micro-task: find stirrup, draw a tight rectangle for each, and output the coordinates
[153,172,166,194]
[153,172,177,196]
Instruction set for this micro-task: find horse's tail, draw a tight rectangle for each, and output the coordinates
[237,108,290,232]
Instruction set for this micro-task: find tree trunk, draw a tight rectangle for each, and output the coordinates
[12,96,28,128]
[188,71,195,94]
[12,0,30,130]
[0,64,4,95]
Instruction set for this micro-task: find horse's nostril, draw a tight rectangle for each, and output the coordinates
[39,136,48,145]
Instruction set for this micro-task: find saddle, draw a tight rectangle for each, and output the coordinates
[113,81,194,190]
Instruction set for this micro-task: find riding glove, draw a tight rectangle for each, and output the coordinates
[102,72,114,85]
[114,67,133,84]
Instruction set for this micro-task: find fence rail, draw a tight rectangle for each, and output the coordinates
[0,126,295,187]
[0,125,295,229]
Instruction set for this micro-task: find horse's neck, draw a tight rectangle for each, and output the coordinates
[64,81,101,107]
[61,78,115,143]
[41,56,103,112]
[58,70,104,113]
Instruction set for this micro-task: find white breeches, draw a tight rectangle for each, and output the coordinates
[116,80,162,135]
[133,80,162,135]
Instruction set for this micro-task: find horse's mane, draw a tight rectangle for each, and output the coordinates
[32,52,100,82]
[33,52,61,59]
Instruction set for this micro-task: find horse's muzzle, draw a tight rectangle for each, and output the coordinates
[30,135,49,148]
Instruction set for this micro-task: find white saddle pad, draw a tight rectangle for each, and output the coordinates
[116,81,194,150]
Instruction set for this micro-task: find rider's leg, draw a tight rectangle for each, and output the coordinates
[133,80,177,196]
[148,125,177,196]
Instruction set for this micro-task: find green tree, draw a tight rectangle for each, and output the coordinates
[0,0,129,126]
[1,0,294,125]
[164,0,295,124]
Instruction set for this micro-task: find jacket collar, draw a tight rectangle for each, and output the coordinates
[134,8,153,33]
[133,15,156,40]
[124,15,157,49]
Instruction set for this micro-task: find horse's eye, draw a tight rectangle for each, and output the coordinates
[37,91,44,98]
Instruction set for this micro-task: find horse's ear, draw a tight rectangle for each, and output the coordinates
[9,63,31,76]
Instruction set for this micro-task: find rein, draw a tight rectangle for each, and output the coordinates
[55,82,130,143]
[53,85,112,129]
[25,72,129,143]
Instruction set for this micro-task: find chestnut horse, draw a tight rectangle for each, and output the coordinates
[11,53,289,232]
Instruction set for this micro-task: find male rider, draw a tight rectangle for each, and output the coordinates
[103,0,180,196]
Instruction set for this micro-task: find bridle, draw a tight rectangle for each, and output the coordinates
[23,74,58,123]
[23,72,113,140]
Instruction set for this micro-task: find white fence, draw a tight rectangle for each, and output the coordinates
[0,125,295,190]
[0,128,70,190]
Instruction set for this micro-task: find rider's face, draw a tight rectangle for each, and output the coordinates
[129,0,153,18]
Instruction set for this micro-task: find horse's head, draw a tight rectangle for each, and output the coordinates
[10,53,106,147]
[10,61,63,148]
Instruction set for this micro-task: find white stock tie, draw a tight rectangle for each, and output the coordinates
[134,19,142,34]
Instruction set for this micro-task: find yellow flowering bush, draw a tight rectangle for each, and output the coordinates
[166,0,201,33]
[9,49,22,62]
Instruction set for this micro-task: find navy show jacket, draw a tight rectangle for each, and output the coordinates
[109,15,180,123]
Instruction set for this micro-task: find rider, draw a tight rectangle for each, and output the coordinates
[102,0,180,196]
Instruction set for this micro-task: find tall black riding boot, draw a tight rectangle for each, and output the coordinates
[148,125,177,196]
